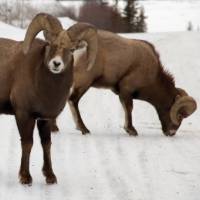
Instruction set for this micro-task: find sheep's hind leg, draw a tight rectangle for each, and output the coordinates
[37,119,57,184]
[69,88,90,135]
[15,112,35,185]
[119,93,138,136]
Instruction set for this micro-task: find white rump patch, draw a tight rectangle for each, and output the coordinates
[48,56,65,74]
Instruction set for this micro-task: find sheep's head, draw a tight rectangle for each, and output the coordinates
[159,88,197,136]
[23,13,98,74]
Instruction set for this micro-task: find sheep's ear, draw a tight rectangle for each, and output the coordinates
[70,40,87,53]
[67,23,98,71]
[76,40,88,49]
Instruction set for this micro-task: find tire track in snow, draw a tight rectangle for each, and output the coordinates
[56,132,95,200]
[94,135,135,200]
[158,137,193,199]
[61,133,119,200]
[0,116,12,199]
[137,144,156,200]
[79,136,108,200]
[138,133,200,200]
[115,135,156,200]
[85,136,118,200]
[53,132,70,199]
[164,134,200,199]
[4,118,20,200]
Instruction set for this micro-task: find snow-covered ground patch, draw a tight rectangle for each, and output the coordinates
[0,21,25,40]
[0,21,200,200]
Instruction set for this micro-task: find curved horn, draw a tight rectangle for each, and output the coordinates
[177,88,188,96]
[67,23,98,71]
[23,13,63,54]
[170,94,197,125]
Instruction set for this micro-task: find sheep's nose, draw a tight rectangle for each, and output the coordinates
[53,61,61,67]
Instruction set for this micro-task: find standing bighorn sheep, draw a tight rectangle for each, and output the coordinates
[0,13,97,185]
[51,29,197,136]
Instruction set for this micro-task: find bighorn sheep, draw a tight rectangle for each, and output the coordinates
[51,30,197,136]
[0,13,97,185]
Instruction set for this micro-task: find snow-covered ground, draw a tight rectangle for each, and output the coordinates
[139,0,200,32]
[0,20,200,200]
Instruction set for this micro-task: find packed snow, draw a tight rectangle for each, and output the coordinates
[0,18,200,200]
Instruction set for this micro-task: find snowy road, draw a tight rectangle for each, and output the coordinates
[0,22,200,200]
[0,115,200,200]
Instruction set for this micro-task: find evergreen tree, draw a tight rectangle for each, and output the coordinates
[123,0,137,32]
[187,21,193,31]
[123,0,147,33]
[136,6,147,32]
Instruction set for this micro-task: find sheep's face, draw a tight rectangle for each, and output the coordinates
[158,109,181,136]
[44,32,75,74]
[45,44,74,74]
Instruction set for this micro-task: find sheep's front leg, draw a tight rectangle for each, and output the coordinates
[119,93,138,136]
[15,112,35,185]
[37,120,57,184]
[69,90,90,135]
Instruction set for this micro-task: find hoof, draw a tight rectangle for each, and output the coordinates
[124,126,138,136]
[43,169,57,184]
[82,130,90,135]
[45,174,57,185]
[19,174,32,185]
[76,127,90,135]
[46,174,57,185]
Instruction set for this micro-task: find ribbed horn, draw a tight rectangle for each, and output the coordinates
[23,13,63,54]
[170,92,197,125]
[67,23,98,71]
[177,88,188,96]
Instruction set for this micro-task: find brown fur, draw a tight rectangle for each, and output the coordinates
[52,29,194,136]
[0,38,73,185]
[0,13,100,185]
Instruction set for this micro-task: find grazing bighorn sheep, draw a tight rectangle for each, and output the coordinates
[51,30,197,136]
[0,13,97,185]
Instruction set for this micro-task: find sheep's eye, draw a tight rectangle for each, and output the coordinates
[70,47,76,53]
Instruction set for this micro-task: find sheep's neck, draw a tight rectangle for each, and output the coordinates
[35,64,72,107]
[137,80,177,113]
